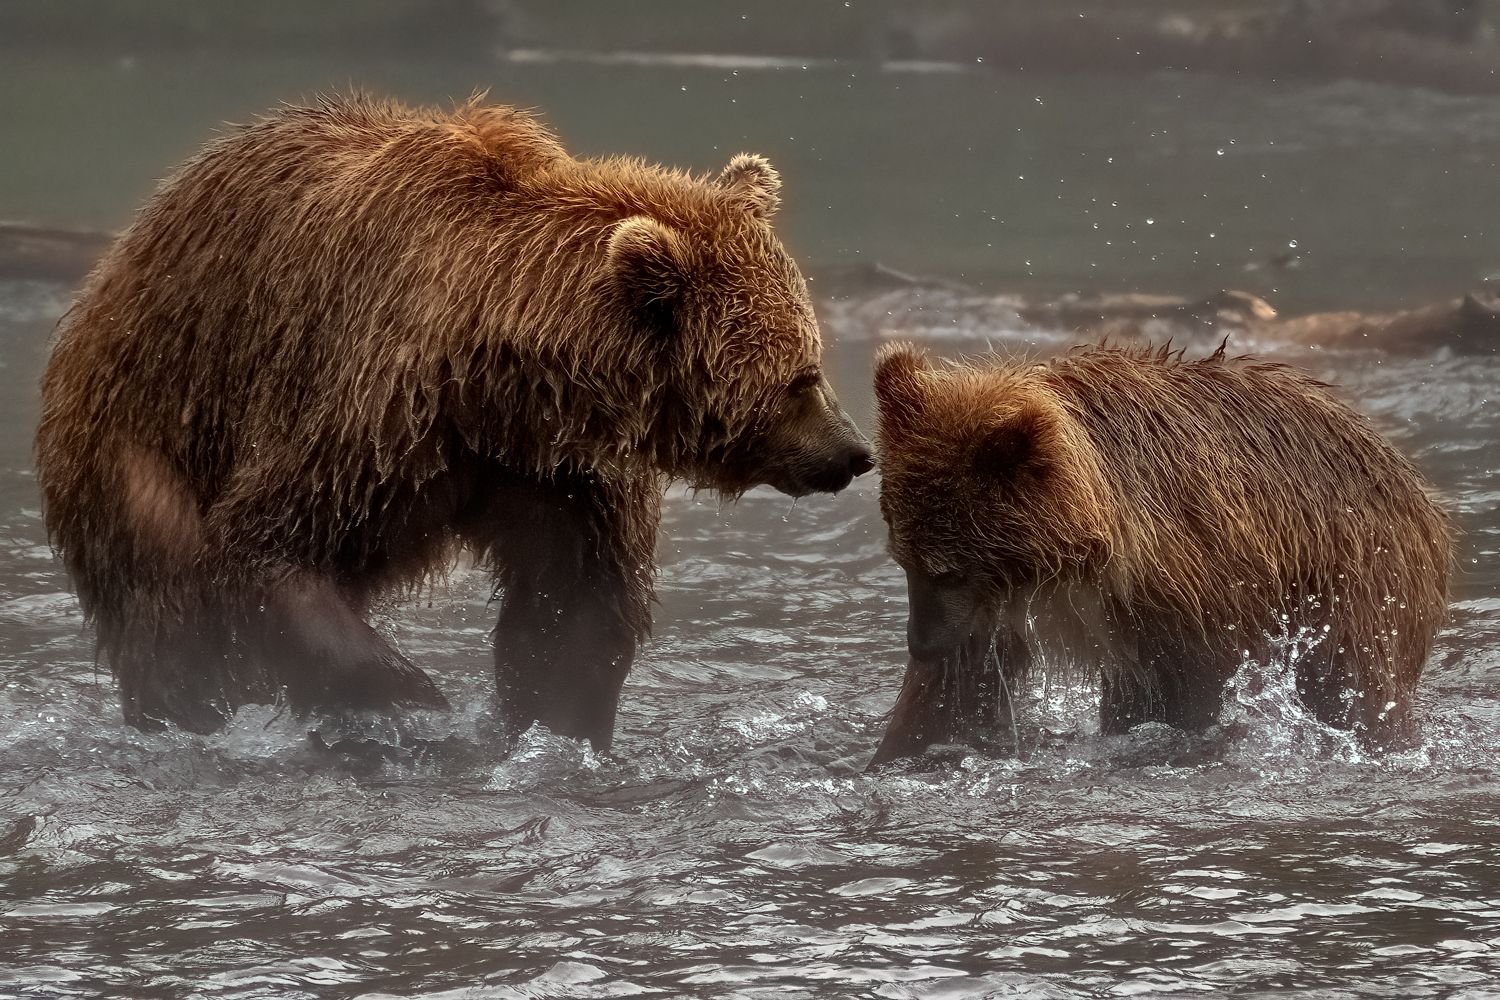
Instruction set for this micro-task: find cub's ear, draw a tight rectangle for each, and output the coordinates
[873,342,932,432]
[716,153,781,218]
[972,405,1046,480]
[605,215,690,309]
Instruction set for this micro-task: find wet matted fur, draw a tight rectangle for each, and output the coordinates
[871,342,1454,764]
[36,94,871,746]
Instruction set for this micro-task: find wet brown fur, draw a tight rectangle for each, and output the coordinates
[872,342,1454,761]
[36,94,864,745]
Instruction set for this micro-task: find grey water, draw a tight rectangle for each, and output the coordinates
[3,15,1500,1000]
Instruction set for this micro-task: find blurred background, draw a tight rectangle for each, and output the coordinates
[4,0,1500,310]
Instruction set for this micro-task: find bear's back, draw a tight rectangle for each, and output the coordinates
[1047,347,1422,507]
[42,99,582,487]
[1045,346,1451,636]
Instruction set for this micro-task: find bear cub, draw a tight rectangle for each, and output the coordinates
[871,343,1453,764]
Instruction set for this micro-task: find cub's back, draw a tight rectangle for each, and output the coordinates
[1048,347,1441,530]
[1043,346,1452,633]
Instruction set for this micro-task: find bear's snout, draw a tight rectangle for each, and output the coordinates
[749,380,873,497]
[847,444,875,480]
[904,567,980,662]
[807,437,874,494]
[788,432,874,496]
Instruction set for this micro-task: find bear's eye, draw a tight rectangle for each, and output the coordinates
[929,568,971,589]
[785,369,822,396]
[890,547,970,588]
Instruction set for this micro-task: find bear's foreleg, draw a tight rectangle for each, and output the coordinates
[869,625,1032,767]
[476,470,659,753]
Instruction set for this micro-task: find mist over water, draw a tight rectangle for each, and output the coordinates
[3,6,1500,997]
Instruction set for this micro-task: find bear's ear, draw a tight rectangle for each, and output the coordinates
[605,215,690,309]
[972,406,1045,481]
[716,153,781,219]
[874,342,932,431]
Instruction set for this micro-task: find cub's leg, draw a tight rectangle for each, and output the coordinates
[1294,619,1417,749]
[869,627,1032,767]
[1099,615,1232,735]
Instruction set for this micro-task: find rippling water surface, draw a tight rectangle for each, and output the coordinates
[3,39,1500,999]
[2,272,1496,997]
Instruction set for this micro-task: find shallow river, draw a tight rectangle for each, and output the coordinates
[1,45,1499,1000]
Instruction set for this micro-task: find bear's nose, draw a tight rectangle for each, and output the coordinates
[907,613,966,663]
[847,445,874,479]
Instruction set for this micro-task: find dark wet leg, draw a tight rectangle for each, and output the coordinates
[472,471,652,754]
[256,572,448,718]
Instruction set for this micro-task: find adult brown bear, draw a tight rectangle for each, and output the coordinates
[870,343,1453,764]
[35,95,872,750]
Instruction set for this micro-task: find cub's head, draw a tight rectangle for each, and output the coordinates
[870,344,1117,764]
[875,345,1119,656]
[603,154,871,497]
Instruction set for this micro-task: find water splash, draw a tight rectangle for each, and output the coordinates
[1218,620,1365,764]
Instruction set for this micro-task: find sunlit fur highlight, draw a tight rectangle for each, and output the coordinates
[873,342,1455,758]
[35,94,826,735]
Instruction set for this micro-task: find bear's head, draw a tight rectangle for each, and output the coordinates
[871,345,1118,758]
[603,154,872,497]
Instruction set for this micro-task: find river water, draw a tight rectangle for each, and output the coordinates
[2,42,1499,1000]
